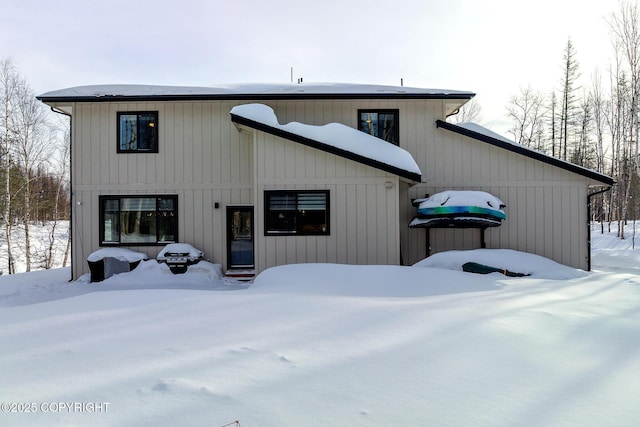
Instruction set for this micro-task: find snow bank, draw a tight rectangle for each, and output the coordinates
[252,263,500,297]
[2,227,640,427]
[94,259,224,287]
[414,249,587,279]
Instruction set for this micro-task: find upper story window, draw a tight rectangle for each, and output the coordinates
[117,112,158,153]
[265,190,329,235]
[358,109,399,145]
[100,195,177,245]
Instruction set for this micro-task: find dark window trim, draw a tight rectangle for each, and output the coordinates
[358,109,400,145]
[264,190,330,236]
[117,111,159,153]
[99,194,178,246]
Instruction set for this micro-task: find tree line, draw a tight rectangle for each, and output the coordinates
[485,1,640,241]
[4,4,639,272]
[1,58,70,274]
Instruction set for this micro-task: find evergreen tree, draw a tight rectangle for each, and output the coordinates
[559,38,581,161]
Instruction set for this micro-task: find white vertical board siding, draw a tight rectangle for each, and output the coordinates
[68,97,445,278]
[69,101,254,278]
[253,131,400,272]
[403,126,592,270]
[68,94,596,276]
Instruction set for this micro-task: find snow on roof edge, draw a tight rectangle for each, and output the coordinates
[230,103,422,181]
[37,82,475,101]
[440,121,615,186]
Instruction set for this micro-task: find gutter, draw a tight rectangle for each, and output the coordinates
[37,92,476,104]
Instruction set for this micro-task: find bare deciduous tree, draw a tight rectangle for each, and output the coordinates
[11,79,52,271]
[44,117,70,269]
[506,85,547,150]
[451,97,482,124]
[0,57,65,273]
[0,58,18,274]
[609,0,640,172]
[590,70,608,175]
[608,1,640,238]
[572,92,594,167]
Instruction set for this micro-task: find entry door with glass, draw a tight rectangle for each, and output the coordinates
[227,206,254,269]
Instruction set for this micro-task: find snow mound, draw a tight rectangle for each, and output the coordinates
[252,263,500,297]
[414,249,587,280]
[87,247,148,262]
[95,259,223,287]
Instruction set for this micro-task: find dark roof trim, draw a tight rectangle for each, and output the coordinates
[38,92,474,103]
[436,120,615,186]
[231,113,421,182]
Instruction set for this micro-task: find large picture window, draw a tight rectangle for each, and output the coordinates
[100,195,177,245]
[265,191,329,235]
[117,112,158,152]
[358,109,399,145]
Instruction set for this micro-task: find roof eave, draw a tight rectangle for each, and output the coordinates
[436,120,615,186]
[37,92,475,104]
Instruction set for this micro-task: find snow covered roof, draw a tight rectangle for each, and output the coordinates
[437,120,615,186]
[37,82,475,103]
[230,103,422,182]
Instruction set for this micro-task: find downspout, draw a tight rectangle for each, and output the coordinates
[49,106,73,281]
[587,186,612,271]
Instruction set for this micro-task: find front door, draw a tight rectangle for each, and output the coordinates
[227,206,254,269]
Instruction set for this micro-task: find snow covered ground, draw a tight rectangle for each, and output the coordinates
[0,221,69,274]
[1,222,639,426]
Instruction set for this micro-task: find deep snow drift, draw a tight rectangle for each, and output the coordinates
[1,223,640,426]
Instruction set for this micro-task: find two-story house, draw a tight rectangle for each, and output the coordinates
[37,83,613,279]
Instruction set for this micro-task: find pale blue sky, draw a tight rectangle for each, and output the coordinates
[1,0,618,135]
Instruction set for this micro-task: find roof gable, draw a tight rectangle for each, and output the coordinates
[436,120,614,186]
[230,103,422,182]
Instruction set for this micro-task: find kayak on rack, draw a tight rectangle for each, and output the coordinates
[410,190,507,228]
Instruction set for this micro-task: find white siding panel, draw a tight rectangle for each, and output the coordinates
[70,100,254,278]
[345,184,358,265]
[252,132,400,272]
[68,96,596,277]
[404,127,593,269]
[334,184,347,264]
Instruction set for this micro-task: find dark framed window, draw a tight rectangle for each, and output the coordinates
[358,109,399,145]
[100,195,177,245]
[117,112,158,152]
[265,190,329,235]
